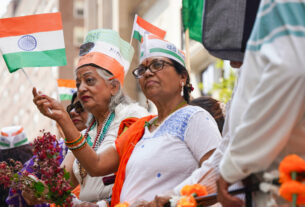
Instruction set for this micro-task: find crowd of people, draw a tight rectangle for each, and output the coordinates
[1,0,305,207]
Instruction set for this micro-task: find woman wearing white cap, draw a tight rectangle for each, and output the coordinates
[31,29,148,206]
[34,34,221,207]
[0,126,33,206]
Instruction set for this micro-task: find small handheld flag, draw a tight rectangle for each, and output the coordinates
[0,12,67,73]
[57,79,76,101]
[130,14,166,43]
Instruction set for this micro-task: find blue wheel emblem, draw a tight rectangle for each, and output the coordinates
[18,35,37,51]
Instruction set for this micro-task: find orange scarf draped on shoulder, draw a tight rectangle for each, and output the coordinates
[111,115,155,207]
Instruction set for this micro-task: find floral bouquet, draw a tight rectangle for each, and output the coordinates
[0,131,73,207]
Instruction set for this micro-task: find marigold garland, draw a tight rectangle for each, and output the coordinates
[279,154,305,183]
[279,180,305,205]
[177,195,197,207]
[180,184,208,197]
[114,202,129,207]
[278,154,305,206]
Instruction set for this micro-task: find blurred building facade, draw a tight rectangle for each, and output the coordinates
[0,0,216,140]
[0,0,84,140]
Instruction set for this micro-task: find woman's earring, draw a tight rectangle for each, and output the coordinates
[181,82,185,97]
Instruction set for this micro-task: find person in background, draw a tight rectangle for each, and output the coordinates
[6,92,89,207]
[0,126,33,207]
[217,0,305,206]
[31,29,148,207]
[67,91,89,132]
[189,96,224,133]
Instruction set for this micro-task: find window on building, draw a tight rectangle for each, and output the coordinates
[73,26,85,46]
[74,0,85,18]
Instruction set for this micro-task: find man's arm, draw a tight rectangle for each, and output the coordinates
[220,50,305,183]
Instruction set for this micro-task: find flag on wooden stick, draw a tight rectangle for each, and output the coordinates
[0,12,67,73]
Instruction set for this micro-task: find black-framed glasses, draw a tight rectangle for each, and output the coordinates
[132,59,174,79]
[66,101,84,115]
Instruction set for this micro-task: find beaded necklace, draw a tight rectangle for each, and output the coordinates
[78,111,115,184]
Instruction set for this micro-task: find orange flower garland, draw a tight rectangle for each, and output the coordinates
[114,202,129,207]
[180,184,208,197]
[279,181,305,205]
[177,195,197,207]
[279,154,305,206]
[279,154,305,183]
[176,184,208,207]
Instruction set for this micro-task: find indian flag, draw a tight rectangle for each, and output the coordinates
[0,12,67,73]
[131,14,166,43]
[57,79,76,101]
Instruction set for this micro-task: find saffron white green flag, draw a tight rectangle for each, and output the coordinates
[57,79,76,101]
[0,12,67,73]
[131,14,166,43]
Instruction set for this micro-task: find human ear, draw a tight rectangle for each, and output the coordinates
[110,80,120,96]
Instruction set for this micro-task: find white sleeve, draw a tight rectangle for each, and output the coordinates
[174,132,231,194]
[173,99,235,194]
[220,52,305,183]
[184,110,222,163]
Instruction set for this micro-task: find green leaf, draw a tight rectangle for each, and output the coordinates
[64,170,70,180]
[34,181,45,193]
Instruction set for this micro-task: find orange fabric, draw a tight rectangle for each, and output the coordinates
[0,13,62,38]
[77,52,125,86]
[111,115,155,207]
[72,184,81,198]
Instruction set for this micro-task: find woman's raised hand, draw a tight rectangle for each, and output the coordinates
[32,87,68,122]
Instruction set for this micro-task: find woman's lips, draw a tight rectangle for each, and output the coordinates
[72,119,81,124]
[80,96,91,102]
[145,80,158,88]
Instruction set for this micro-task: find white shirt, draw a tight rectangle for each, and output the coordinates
[220,0,305,185]
[72,102,148,202]
[120,105,221,203]
[173,72,241,195]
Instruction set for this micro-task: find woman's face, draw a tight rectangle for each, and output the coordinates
[68,97,88,131]
[76,65,115,114]
[138,57,186,102]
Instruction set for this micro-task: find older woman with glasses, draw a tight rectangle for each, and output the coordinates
[46,35,222,207]
[67,92,89,132]
[30,29,148,207]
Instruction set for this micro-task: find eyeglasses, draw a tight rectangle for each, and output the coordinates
[132,59,174,79]
[66,101,84,115]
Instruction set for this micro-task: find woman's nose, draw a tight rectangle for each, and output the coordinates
[69,109,79,117]
[142,67,154,78]
[78,82,86,92]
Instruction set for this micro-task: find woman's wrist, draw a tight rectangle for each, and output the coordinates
[57,111,71,126]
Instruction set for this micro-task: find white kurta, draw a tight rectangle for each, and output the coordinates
[173,81,243,195]
[219,0,305,205]
[120,105,221,203]
[72,103,148,203]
